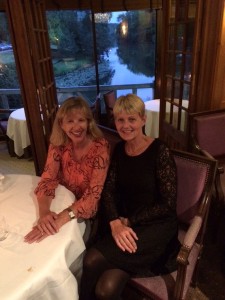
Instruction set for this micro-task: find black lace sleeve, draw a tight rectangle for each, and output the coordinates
[129,143,177,225]
[100,146,121,222]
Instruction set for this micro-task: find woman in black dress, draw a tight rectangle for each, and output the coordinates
[79,94,180,300]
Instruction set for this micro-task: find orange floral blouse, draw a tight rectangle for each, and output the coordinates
[35,138,110,219]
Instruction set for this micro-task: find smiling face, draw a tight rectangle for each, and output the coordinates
[114,111,146,141]
[60,108,89,144]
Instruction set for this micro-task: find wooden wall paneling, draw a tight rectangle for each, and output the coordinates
[211,2,225,109]
[194,0,224,111]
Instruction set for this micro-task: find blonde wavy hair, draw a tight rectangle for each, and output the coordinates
[50,96,103,146]
[113,93,146,118]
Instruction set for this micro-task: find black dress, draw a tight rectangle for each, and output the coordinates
[94,138,180,277]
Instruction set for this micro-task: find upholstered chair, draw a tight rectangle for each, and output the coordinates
[122,150,217,300]
[190,110,225,203]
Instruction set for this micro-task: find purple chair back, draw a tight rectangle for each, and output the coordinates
[174,155,208,224]
[194,112,225,157]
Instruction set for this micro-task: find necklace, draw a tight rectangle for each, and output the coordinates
[125,136,150,156]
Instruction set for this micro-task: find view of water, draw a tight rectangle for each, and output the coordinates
[107,47,154,101]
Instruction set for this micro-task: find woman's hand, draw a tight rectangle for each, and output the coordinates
[24,209,71,243]
[110,219,138,253]
[24,225,48,243]
[37,211,59,236]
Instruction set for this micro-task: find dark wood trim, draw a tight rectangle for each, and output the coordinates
[1,0,163,12]
[194,0,224,111]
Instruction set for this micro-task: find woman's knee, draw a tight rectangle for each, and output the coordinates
[95,269,130,300]
[83,247,106,270]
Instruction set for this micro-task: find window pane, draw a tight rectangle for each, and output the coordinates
[46,10,97,106]
[186,21,195,52]
[167,53,174,76]
[174,80,181,99]
[97,10,156,102]
[168,25,175,50]
[0,13,22,109]
[176,24,185,51]
[175,54,182,79]
[177,0,186,22]
[166,77,173,99]
[183,83,190,100]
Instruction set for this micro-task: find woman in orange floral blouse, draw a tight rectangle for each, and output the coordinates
[24,97,110,243]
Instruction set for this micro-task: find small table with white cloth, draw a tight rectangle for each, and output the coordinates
[0,174,86,300]
[144,99,189,137]
[6,108,31,157]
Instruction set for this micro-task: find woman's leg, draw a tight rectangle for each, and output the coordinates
[95,269,130,300]
[79,247,113,300]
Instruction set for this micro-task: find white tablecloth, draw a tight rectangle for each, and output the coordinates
[144,99,189,137]
[6,108,30,157]
[0,174,86,300]
[145,99,161,137]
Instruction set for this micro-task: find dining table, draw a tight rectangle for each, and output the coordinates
[0,174,86,300]
[6,108,31,157]
[144,99,189,137]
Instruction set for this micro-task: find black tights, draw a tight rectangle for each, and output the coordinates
[79,247,130,300]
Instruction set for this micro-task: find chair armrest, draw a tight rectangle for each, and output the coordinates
[218,166,224,175]
[177,216,202,265]
[183,215,202,248]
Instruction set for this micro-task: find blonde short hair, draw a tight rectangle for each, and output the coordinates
[113,94,145,118]
[50,96,103,146]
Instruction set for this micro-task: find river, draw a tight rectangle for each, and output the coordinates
[106,47,154,101]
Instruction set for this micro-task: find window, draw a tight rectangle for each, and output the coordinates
[46,9,156,106]
[0,9,157,109]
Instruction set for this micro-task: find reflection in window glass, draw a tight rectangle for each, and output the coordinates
[0,13,22,109]
[184,54,192,81]
[186,22,195,52]
[174,80,181,99]
[167,53,174,76]
[188,3,196,19]
[183,83,190,100]
[176,24,184,51]
[166,77,172,99]
[175,54,182,79]
[168,25,175,50]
